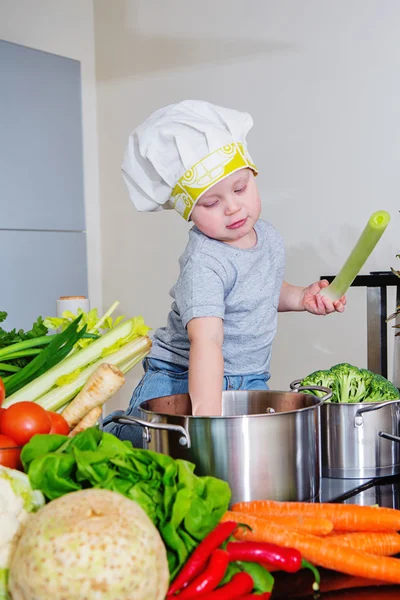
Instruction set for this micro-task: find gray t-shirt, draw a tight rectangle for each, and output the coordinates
[150,219,285,375]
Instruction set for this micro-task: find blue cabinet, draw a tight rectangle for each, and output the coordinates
[0,40,88,330]
[0,39,85,232]
[0,230,88,330]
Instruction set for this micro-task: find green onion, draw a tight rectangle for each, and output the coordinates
[4,316,85,397]
[1,349,42,360]
[320,210,390,301]
[0,336,52,361]
[0,362,20,373]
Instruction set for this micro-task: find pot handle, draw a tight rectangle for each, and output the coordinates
[354,400,400,428]
[378,431,400,444]
[289,379,332,402]
[111,415,191,448]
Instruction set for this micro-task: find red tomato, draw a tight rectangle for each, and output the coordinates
[0,433,21,469]
[47,411,70,436]
[0,407,5,432]
[2,401,51,446]
[0,378,5,406]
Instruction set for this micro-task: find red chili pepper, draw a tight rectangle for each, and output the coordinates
[183,572,254,599]
[177,549,229,598]
[168,521,237,596]
[226,541,302,573]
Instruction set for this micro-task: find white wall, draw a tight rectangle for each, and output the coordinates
[0,0,102,310]
[94,0,400,413]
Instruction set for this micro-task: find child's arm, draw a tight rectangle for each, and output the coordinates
[279,280,346,314]
[187,317,224,416]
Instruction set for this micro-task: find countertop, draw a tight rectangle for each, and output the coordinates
[272,569,400,599]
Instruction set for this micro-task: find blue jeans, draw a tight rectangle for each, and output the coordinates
[102,357,270,448]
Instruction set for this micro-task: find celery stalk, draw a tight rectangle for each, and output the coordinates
[34,336,151,412]
[3,319,147,407]
[119,351,150,374]
[90,300,120,332]
[320,210,390,302]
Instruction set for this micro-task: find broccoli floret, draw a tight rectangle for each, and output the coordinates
[300,369,338,401]
[366,373,400,402]
[300,363,400,404]
[359,368,375,388]
[328,363,368,403]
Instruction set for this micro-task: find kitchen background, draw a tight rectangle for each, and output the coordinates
[1,0,399,416]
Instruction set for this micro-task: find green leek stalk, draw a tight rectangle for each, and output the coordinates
[320,210,390,302]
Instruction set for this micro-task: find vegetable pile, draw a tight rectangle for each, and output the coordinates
[300,362,400,403]
[0,302,152,470]
[0,466,45,600]
[167,521,319,599]
[2,302,151,412]
[20,427,231,578]
[8,488,169,600]
[221,499,400,589]
[0,363,127,469]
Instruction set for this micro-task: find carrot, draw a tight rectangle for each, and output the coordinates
[232,500,400,532]
[327,532,400,556]
[220,512,332,535]
[221,511,400,584]
[262,532,400,571]
[68,406,103,437]
[61,363,125,428]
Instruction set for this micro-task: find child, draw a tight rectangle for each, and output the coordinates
[103,100,345,445]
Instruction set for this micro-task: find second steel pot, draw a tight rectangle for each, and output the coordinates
[320,400,400,479]
[112,385,331,505]
[290,380,400,479]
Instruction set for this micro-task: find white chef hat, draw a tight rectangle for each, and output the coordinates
[122,99,258,221]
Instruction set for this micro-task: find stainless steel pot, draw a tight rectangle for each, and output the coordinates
[290,380,400,479]
[112,385,331,505]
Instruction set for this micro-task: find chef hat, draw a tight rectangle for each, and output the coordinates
[122,99,258,221]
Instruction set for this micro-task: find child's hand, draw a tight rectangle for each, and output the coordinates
[302,279,346,315]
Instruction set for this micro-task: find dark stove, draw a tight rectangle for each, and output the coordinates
[321,474,400,507]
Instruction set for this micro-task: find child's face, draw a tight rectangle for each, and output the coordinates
[190,169,261,247]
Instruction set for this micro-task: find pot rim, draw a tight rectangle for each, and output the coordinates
[139,390,326,419]
[322,400,400,407]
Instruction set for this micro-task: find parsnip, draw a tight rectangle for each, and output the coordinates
[68,406,103,437]
[61,363,125,428]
